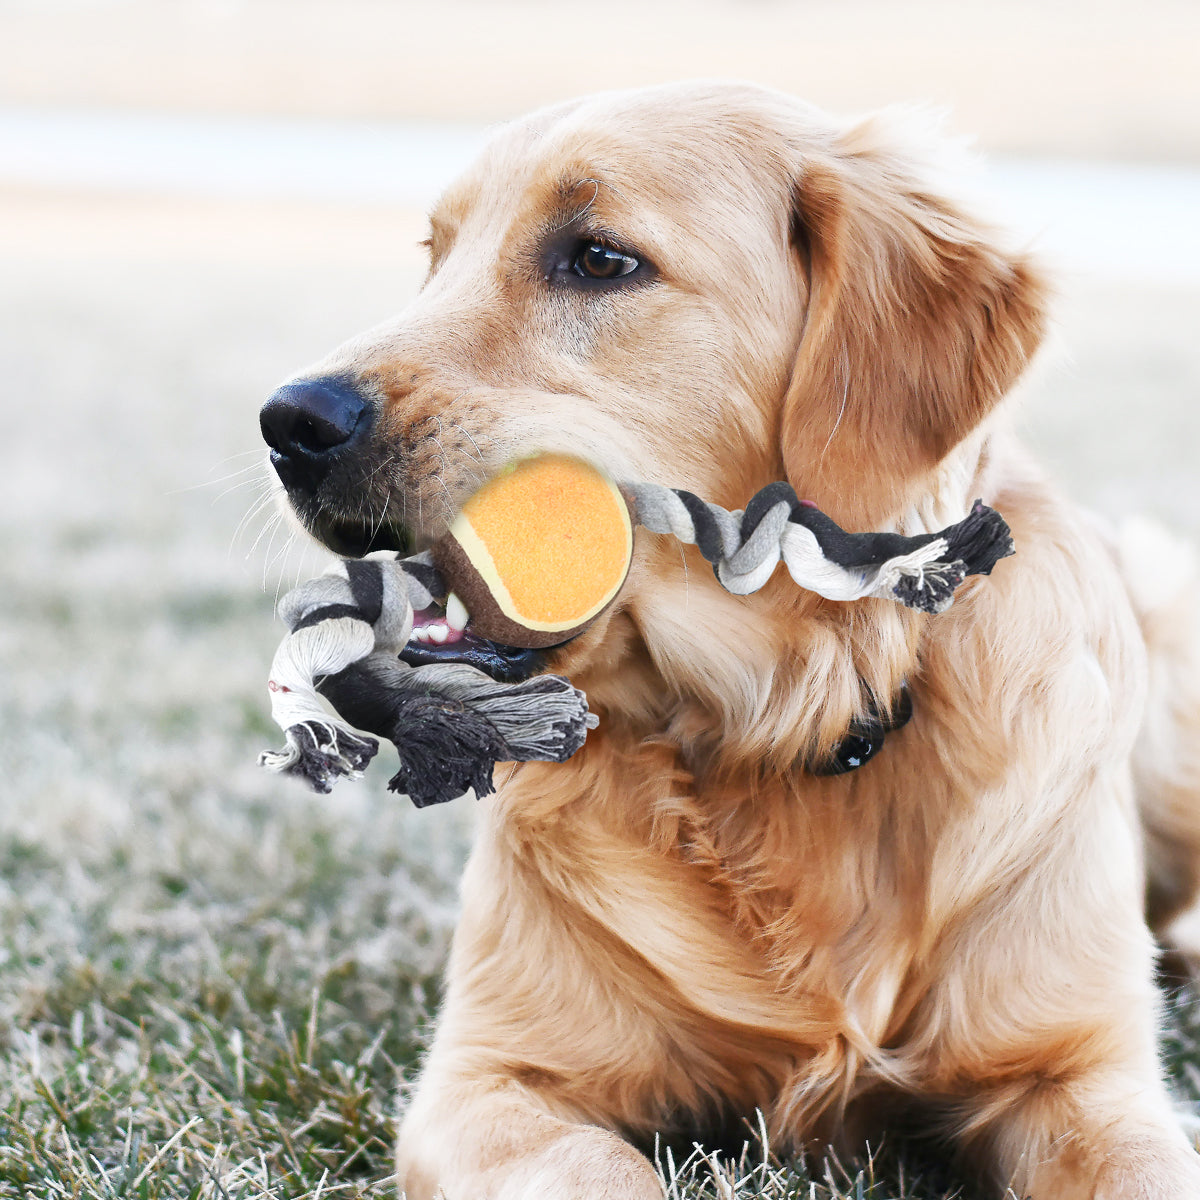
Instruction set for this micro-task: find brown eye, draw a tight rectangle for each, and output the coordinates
[572,241,639,280]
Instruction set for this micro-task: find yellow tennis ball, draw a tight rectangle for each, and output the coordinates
[432,455,634,648]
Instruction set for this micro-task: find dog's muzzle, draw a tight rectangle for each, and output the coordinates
[259,375,413,557]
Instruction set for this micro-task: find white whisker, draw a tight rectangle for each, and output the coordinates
[247,508,284,563]
[818,343,851,463]
[231,485,283,557]
[169,448,271,497]
[459,424,486,468]
[213,471,273,506]
[269,527,301,606]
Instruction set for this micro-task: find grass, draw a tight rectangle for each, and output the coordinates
[0,819,449,1198]
[4,241,1200,1196]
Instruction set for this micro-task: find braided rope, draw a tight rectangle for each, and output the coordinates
[259,555,594,804]
[626,481,1010,612]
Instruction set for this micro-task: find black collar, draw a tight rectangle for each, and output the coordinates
[808,683,913,776]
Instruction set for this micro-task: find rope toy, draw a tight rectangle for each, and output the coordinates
[260,455,1013,806]
[259,555,597,806]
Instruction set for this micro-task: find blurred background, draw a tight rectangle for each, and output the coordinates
[1,1,1199,1195]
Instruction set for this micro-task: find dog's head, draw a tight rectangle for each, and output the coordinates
[260,82,1046,769]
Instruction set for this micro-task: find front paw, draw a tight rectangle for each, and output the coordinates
[491,1128,663,1200]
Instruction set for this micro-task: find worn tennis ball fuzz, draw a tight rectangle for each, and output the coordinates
[432,454,634,649]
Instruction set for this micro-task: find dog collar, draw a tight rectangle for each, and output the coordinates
[808,683,913,776]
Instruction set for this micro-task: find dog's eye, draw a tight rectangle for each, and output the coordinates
[543,233,653,291]
[572,241,639,281]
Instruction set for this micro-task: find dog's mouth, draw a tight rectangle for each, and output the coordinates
[300,508,551,683]
[398,602,550,682]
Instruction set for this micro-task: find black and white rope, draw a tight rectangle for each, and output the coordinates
[259,555,594,805]
[625,481,1013,613]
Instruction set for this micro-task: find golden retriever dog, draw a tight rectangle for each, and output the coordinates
[258,82,1200,1198]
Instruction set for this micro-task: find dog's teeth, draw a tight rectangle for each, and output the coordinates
[446,592,470,631]
[428,623,449,644]
[411,627,430,643]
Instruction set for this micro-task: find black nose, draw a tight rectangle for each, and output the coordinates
[260,377,371,494]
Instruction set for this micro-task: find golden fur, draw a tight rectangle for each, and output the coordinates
[282,83,1200,1198]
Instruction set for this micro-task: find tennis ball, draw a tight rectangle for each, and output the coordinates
[432,454,634,649]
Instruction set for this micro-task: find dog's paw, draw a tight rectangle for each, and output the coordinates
[491,1127,663,1200]
[1090,1144,1200,1200]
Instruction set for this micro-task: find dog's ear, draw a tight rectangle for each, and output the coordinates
[780,117,1048,528]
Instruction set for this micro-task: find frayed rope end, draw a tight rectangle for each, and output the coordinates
[258,720,379,794]
[945,500,1015,576]
[891,560,968,614]
[887,500,1014,613]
